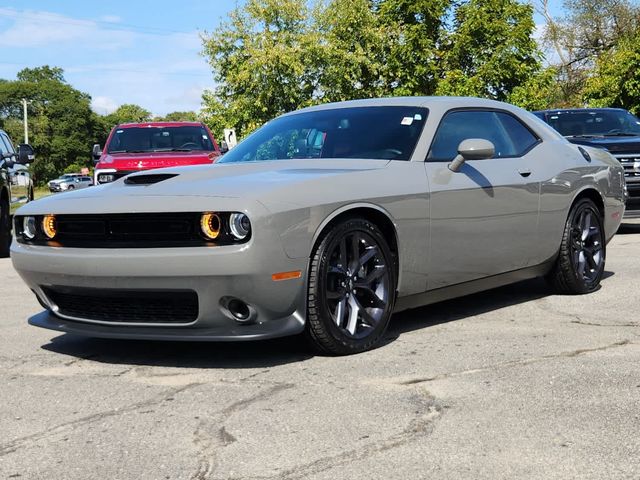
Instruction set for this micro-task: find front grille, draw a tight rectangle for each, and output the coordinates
[43,286,198,324]
[614,155,640,178]
[51,213,203,248]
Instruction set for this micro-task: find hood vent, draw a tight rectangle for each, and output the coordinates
[125,173,178,185]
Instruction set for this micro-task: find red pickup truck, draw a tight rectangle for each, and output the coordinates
[93,122,223,185]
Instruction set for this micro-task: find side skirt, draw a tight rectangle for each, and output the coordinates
[394,261,554,313]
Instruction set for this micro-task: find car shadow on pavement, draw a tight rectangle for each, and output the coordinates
[41,333,314,369]
[41,273,615,366]
[618,222,640,234]
[383,273,614,344]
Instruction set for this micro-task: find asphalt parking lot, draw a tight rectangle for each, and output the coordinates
[1,219,640,480]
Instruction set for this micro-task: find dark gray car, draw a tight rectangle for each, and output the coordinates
[11,97,626,354]
[0,129,33,257]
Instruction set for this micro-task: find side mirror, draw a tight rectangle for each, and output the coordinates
[92,144,102,162]
[17,144,34,165]
[219,141,229,154]
[448,138,495,172]
[2,153,15,168]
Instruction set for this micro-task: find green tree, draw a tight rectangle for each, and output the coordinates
[154,111,200,122]
[583,33,640,114]
[536,0,640,106]
[314,0,386,102]
[376,0,451,96]
[436,0,542,101]
[0,66,105,184]
[201,0,546,137]
[104,103,151,127]
[201,0,316,137]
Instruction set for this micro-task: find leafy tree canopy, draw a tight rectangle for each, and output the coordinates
[201,0,547,138]
[0,66,106,185]
[104,103,152,127]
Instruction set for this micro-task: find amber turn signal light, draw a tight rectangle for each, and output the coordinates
[42,215,57,239]
[271,270,302,281]
[200,212,221,240]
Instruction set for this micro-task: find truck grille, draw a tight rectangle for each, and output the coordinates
[614,155,640,179]
[42,286,198,324]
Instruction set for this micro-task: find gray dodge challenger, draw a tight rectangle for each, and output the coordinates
[11,97,626,355]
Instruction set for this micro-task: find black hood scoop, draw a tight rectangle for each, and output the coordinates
[124,173,179,185]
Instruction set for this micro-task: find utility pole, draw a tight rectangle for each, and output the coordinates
[22,98,29,144]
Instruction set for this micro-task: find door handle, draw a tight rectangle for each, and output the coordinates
[518,169,532,177]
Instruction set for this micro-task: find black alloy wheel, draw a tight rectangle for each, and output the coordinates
[306,218,396,355]
[548,198,605,294]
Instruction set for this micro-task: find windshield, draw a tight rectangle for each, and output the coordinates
[107,126,214,153]
[544,110,640,137]
[218,106,429,163]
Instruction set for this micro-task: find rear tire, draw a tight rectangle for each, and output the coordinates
[548,198,605,294]
[0,197,11,258]
[306,218,396,355]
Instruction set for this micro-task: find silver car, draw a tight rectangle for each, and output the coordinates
[49,174,92,192]
[11,97,626,354]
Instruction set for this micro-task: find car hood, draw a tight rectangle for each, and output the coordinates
[565,135,640,154]
[95,150,218,170]
[18,159,391,215]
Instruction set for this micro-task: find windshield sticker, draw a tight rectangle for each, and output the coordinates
[401,117,414,126]
[414,114,422,121]
[162,131,170,136]
[116,130,123,133]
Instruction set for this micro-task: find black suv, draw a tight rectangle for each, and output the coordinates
[534,108,640,201]
[0,129,34,257]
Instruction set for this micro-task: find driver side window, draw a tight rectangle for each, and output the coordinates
[427,110,538,161]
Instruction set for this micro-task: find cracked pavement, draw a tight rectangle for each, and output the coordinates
[1,219,640,479]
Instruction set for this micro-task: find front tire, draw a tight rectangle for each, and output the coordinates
[548,198,605,294]
[0,197,11,258]
[306,218,396,355]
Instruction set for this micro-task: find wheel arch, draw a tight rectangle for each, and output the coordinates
[310,203,400,282]
[571,187,605,218]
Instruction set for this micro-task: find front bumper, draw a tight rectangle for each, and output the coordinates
[11,238,308,341]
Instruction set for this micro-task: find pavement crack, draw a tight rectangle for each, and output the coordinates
[190,383,294,480]
[398,339,633,385]
[219,388,441,480]
[0,383,201,457]
[571,320,639,328]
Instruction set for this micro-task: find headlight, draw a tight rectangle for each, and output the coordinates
[200,212,221,240]
[23,216,37,239]
[229,213,251,240]
[42,215,57,239]
[98,174,115,184]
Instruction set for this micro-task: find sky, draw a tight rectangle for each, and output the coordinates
[0,1,561,117]
[0,0,242,116]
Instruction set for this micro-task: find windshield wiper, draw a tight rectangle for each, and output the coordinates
[152,148,194,152]
[602,132,640,137]
[108,150,149,154]
[565,134,598,139]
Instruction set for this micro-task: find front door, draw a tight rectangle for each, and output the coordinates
[424,109,541,289]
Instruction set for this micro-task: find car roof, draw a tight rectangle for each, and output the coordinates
[115,122,203,129]
[288,96,517,116]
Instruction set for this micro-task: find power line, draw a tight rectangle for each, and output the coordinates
[0,62,212,78]
[0,9,202,37]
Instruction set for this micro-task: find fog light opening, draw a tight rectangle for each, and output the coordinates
[228,299,250,321]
